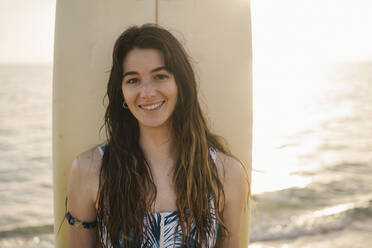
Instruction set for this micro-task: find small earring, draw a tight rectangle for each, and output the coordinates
[122,101,129,109]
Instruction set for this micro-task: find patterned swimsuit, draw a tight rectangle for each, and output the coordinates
[98,144,219,248]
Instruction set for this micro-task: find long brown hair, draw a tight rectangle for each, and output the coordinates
[97,23,249,247]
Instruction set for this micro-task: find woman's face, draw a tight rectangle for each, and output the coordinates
[121,48,178,130]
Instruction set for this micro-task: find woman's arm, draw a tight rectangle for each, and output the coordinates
[67,150,101,248]
[216,152,250,248]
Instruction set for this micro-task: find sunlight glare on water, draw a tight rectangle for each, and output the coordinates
[252,74,356,195]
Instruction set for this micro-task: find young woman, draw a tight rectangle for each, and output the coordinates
[66,24,250,247]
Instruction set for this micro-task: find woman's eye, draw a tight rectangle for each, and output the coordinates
[127,78,139,84]
[154,74,169,80]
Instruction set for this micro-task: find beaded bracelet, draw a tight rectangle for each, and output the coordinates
[65,212,97,229]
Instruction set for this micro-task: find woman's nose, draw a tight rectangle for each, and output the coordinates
[139,78,156,99]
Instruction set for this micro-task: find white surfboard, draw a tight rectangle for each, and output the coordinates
[53,1,252,247]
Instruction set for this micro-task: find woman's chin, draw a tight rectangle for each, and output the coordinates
[138,119,171,130]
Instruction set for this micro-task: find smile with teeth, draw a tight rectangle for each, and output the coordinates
[139,101,165,111]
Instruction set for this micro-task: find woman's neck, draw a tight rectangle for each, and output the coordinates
[139,124,177,169]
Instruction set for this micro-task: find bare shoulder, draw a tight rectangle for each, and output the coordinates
[67,145,103,219]
[214,151,250,247]
[67,146,102,246]
[214,150,249,209]
[71,146,102,177]
[214,150,247,185]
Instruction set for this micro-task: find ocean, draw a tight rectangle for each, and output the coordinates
[250,62,372,247]
[0,63,371,247]
[0,64,54,247]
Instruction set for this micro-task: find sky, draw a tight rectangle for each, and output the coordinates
[251,0,372,80]
[0,0,56,64]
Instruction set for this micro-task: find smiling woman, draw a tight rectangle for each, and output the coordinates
[65,24,251,248]
[53,1,252,248]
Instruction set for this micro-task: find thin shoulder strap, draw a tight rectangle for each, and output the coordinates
[98,144,106,157]
[209,147,217,163]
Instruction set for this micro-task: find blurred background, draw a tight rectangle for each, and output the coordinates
[0,0,371,247]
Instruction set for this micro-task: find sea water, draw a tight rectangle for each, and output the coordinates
[0,64,54,247]
[0,63,371,247]
[250,62,372,247]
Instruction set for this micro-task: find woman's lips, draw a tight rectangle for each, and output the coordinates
[139,100,165,111]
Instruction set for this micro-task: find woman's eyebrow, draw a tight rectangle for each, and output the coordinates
[122,71,138,78]
[151,66,168,73]
[123,66,169,78]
